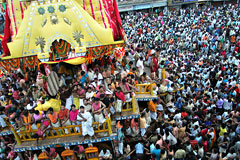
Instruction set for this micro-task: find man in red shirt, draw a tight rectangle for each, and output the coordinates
[115,87,125,113]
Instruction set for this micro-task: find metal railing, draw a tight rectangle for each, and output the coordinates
[159,86,184,96]
[121,95,136,113]
[134,81,154,95]
[14,115,112,143]
[134,79,184,97]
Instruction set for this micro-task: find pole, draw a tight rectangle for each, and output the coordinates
[150,80,153,96]
[11,127,22,145]
[132,95,136,113]
[107,115,112,135]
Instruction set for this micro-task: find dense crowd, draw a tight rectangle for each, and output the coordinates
[0,3,240,160]
[118,3,240,160]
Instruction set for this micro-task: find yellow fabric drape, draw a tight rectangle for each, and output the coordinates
[35,98,61,112]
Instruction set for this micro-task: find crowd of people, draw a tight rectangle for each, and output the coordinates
[117,3,240,160]
[0,2,239,160]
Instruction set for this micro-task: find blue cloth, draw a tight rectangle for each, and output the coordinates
[205,121,211,126]
[117,128,124,142]
[135,143,144,154]
[80,73,88,87]
[175,101,183,110]
[165,61,169,66]
[236,126,240,134]
[195,136,202,143]
[151,149,161,160]
[150,144,155,153]
[223,79,228,83]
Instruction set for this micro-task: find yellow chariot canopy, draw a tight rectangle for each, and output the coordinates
[6,0,118,59]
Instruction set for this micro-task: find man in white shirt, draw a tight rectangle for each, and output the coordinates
[87,68,95,81]
[223,98,232,111]
[26,101,36,110]
[99,149,112,160]
[93,69,103,84]
[78,106,96,139]
[136,57,144,76]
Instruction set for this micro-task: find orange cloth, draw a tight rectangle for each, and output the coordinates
[58,108,69,120]
[231,36,236,43]
[198,61,203,66]
[24,113,31,131]
[111,64,115,74]
[208,128,216,148]
[127,72,133,75]
[203,36,208,41]
[48,112,58,124]
[148,101,157,112]
[131,119,138,130]
[146,50,151,61]
[117,121,123,130]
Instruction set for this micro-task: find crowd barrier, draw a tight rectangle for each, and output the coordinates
[159,86,184,96]
[13,115,112,144]
[135,80,184,97]
[121,95,136,113]
[134,81,154,95]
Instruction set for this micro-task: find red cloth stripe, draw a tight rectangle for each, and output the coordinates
[83,0,86,10]
[102,0,112,29]
[113,0,124,39]
[98,0,106,28]
[19,2,24,19]
[6,1,13,39]
[10,0,18,35]
[1,6,10,56]
[89,0,95,19]
[23,2,27,9]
